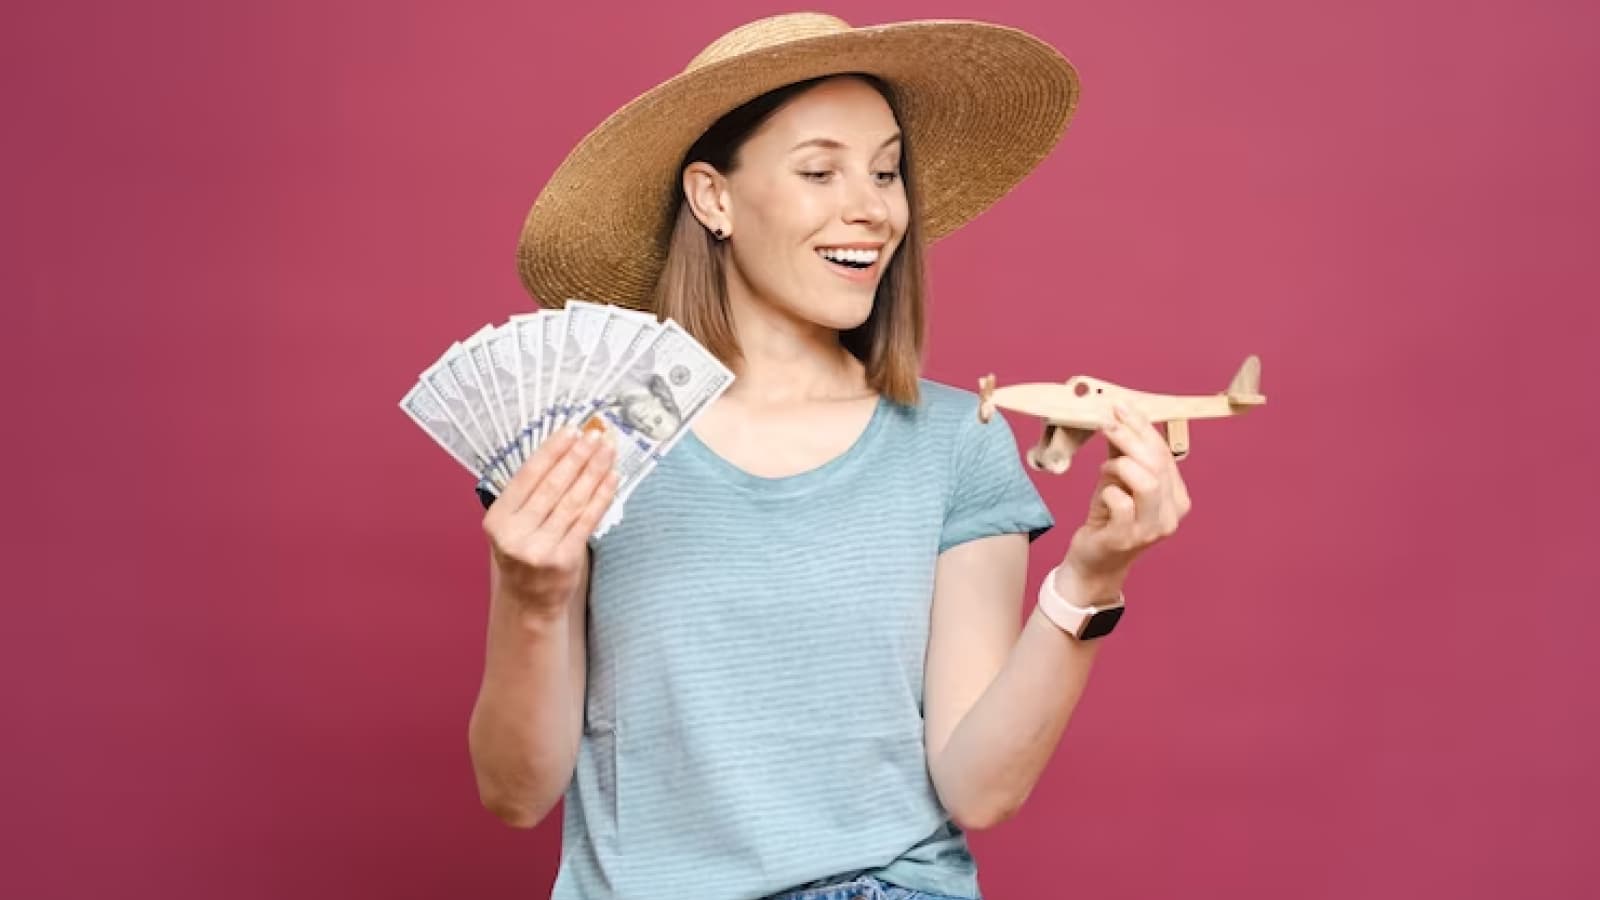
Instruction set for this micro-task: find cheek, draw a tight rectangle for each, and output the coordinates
[757,183,831,241]
[889,188,910,234]
[736,204,827,283]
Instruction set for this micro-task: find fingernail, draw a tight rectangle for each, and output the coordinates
[584,428,601,442]
[1114,402,1130,418]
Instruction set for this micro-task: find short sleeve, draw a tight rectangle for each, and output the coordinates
[939,409,1055,553]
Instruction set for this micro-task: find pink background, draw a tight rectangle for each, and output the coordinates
[4,0,1597,897]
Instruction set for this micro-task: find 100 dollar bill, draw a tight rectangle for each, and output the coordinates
[575,318,734,500]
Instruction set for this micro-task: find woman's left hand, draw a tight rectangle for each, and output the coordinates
[1062,402,1193,590]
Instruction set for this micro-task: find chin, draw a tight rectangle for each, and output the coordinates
[813,297,876,332]
[771,281,878,332]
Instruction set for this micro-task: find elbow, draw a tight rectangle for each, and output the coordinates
[481,791,553,829]
[949,791,1029,833]
[491,806,542,830]
[468,721,566,829]
[472,754,559,830]
[950,806,1006,833]
[932,760,1030,832]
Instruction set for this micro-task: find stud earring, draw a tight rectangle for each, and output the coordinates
[712,226,726,240]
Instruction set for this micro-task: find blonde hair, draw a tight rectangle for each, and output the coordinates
[648,74,927,406]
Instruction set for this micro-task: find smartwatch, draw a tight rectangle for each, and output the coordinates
[1037,565,1126,640]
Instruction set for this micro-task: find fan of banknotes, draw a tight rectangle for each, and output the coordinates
[399,300,735,536]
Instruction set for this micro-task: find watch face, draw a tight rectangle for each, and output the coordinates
[1081,605,1125,640]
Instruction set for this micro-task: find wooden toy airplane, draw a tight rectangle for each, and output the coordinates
[978,355,1266,474]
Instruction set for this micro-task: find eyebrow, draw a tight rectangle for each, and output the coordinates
[789,133,903,153]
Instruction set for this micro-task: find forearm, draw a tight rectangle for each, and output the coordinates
[467,579,582,827]
[930,569,1115,829]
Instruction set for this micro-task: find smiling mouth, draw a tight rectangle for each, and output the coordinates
[816,246,882,269]
[815,246,886,286]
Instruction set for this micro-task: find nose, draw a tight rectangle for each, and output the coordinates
[841,170,890,229]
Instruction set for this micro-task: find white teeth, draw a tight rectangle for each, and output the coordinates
[817,247,880,266]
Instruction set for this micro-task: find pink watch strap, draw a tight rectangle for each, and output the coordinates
[1037,564,1125,638]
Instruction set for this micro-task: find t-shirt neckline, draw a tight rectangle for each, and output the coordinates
[677,393,891,495]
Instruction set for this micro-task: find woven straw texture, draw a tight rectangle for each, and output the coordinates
[516,13,1080,310]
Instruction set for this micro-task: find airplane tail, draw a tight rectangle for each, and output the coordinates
[1226,355,1265,406]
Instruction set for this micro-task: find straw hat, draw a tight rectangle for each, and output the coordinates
[516,12,1080,311]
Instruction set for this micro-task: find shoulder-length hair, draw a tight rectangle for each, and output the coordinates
[648,74,926,406]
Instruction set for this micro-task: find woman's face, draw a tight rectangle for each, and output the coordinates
[720,76,909,331]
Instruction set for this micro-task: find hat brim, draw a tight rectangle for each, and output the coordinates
[517,20,1081,310]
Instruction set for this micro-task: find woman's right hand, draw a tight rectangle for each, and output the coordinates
[482,427,619,617]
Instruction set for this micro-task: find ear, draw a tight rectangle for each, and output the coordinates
[682,162,732,234]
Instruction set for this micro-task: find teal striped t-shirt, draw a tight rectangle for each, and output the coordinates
[553,378,1055,900]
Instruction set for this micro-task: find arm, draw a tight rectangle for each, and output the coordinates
[466,427,618,829]
[467,549,591,828]
[924,402,1191,830]
[923,534,1116,831]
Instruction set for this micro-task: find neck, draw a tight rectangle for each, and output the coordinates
[722,283,870,406]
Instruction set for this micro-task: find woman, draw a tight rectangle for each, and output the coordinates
[470,14,1191,900]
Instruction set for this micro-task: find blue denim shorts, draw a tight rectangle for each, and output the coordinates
[763,872,969,900]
